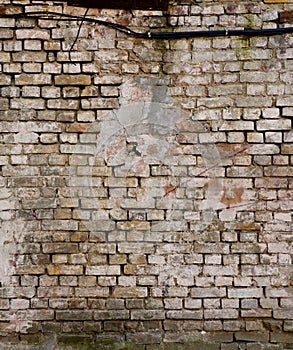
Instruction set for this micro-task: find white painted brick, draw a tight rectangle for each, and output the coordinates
[86,266,121,276]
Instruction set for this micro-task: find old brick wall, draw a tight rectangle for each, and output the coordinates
[0,0,292,349]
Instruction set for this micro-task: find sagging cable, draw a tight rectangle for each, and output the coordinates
[1,11,293,39]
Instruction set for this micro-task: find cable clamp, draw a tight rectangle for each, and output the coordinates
[148,32,151,38]
[225,29,228,36]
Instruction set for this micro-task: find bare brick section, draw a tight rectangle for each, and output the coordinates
[55,75,91,86]
[0,0,292,348]
[280,10,293,23]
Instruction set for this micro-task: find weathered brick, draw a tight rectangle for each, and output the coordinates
[10,98,45,110]
[235,331,269,342]
[56,310,93,321]
[42,220,78,231]
[15,310,54,321]
[75,288,109,298]
[12,52,46,62]
[228,288,263,298]
[131,310,165,320]
[240,72,278,83]
[270,332,293,344]
[191,287,226,298]
[86,266,121,276]
[42,243,78,254]
[55,75,91,86]
[203,266,239,276]
[112,287,148,298]
[47,99,80,110]
[204,309,238,319]
[81,98,119,109]
[47,265,83,276]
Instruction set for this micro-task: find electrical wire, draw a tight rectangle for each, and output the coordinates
[69,7,89,52]
[2,11,144,37]
[1,11,293,39]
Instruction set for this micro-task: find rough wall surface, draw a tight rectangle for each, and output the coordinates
[0,0,292,349]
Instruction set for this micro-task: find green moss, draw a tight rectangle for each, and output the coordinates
[234,37,251,60]
[57,336,219,350]
[241,37,249,48]
[57,335,94,349]
[244,14,256,30]
[147,342,219,350]
[21,335,46,345]
[57,336,144,350]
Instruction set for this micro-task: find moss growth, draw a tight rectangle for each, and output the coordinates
[56,336,225,350]
[57,336,143,350]
[20,333,45,345]
[234,37,251,60]
[244,14,256,30]
[57,335,94,349]
[148,342,219,350]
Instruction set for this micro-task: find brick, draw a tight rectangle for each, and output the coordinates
[228,288,263,298]
[112,287,148,298]
[270,332,293,344]
[220,121,254,131]
[226,166,263,178]
[11,98,45,110]
[204,309,238,320]
[12,52,46,62]
[203,266,239,276]
[118,220,150,231]
[255,178,287,188]
[47,99,80,110]
[0,75,12,85]
[0,18,15,27]
[241,309,272,318]
[42,220,78,231]
[56,310,93,321]
[197,97,233,108]
[75,288,109,298]
[127,332,162,345]
[131,310,165,320]
[236,97,272,108]
[55,75,91,86]
[86,266,121,276]
[235,332,269,342]
[37,287,73,298]
[167,310,203,320]
[42,243,78,254]
[266,288,293,300]
[240,72,278,83]
[191,288,226,298]
[284,321,293,332]
[118,243,155,254]
[222,320,243,332]
[268,243,292,254]
[257,119,292,131]
[16,310,54,321]
[281,144,293,154]
[47,265,83,275]
[231,243,266,253]
[264,166,293,177]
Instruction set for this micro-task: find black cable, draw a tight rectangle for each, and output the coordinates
[1,11,293,39]
[148,26,293,39]
[4,11,144,37]
[69,7,89,53]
